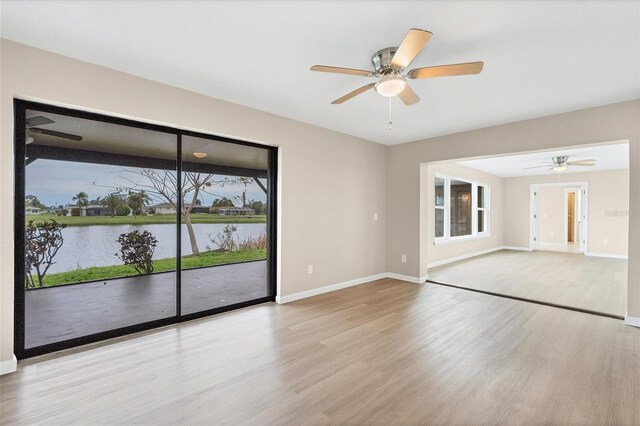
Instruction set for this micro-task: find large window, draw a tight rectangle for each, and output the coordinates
[435,174,489,243]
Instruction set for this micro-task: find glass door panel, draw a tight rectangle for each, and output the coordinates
[179,135,270,315]
[23,108,178,349]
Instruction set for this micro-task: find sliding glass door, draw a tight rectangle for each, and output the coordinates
[15,100,276,358]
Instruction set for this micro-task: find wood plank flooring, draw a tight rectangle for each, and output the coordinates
[1,278,638,425]
[428,250,627,316]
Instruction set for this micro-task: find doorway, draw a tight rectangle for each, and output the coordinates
[530,182,587,254]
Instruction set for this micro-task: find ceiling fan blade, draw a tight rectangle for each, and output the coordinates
[567,159,596,165]
[331,83,376,104]
[391,28,433,69]
[26,115,55,128]
[28,127,83,141]
[310,65,373,77]
[407,61,484,79]
[524,165,555,169]
[398,85,420,106]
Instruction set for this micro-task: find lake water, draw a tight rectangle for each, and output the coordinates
[46,223,266,273]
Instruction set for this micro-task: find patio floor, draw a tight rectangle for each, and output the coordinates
[25,260,268,348]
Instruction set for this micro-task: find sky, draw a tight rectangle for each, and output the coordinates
[26,159,267,207]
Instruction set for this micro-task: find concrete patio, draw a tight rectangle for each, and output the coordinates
[25,260,268,348]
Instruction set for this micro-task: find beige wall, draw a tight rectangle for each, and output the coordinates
[387,100,640,318]
[503,169,630,255]
[421,162,504,271]
[0,40,388,363]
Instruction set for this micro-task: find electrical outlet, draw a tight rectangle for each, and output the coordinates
[401,255,407,263]
[307,264,313,274]
[374,213,378,221]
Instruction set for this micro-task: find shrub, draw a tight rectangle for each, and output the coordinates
[25,219,67,288]
[238,232,267,250]
[70,207,80,216]
[210,224,239,251]
[209,226,266,252]
[115,205,131,216]
[115,230,158,275]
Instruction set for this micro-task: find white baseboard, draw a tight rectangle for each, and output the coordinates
[427,246,503,269]
[502,246,532,251]
[275,272,427,304]
[0,355,17,375]
[276,273,388,304]
[624,315,640,328]
[586,252,628,260]
[386,273,428,284]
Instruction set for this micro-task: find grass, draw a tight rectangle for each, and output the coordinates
[33,249,266,287]
[27,213,266,227]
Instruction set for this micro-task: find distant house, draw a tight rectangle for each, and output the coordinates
[25,205,45,215]
[211,206,256,216]
[151,202,176,215]
[84,205,112,216]
[187,206,210,214]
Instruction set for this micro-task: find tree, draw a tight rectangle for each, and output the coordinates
[115,230,158,275]
[211,197,235,207]
[72,191,89,215]
[113,170,251,256]
[116,205,131,216]
[25,220,67,288]
[127,190,151,217]
[25,195,45,209]
[101,193,123,217]
[246,199,267,215]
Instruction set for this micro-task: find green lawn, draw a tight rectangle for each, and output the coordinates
[27,213,266,227]
[33,249,266,287]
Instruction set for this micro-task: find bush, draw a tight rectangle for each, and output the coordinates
[115,205,131,216]
[57,208,69,217]
[25,219,67,288]
[209,225,266,252]
[70,208,80,216]
[115,230,158,275]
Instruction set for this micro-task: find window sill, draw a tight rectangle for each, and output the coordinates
[434,233,491,246]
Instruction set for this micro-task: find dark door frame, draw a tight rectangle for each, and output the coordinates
[13,99,278,359]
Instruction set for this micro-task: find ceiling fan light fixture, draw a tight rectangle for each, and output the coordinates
[375,75,406,97]
[193,152,207,159]
[553,165,568,172]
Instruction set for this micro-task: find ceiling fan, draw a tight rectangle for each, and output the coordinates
[26,115,83,142]
[524,155,596,172]
[310,28,484,105]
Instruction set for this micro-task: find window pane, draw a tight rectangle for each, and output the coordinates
[478,210,485,233]
[435,177,445,207]
[450,179,472,237]
[478,185,485,208]
[435,208,444,238]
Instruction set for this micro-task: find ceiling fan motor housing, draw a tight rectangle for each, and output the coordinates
[372,47,400,75]
[553,155,569,165]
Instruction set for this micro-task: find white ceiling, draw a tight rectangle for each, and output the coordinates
[456,142,629,177]
[2,1,639,145]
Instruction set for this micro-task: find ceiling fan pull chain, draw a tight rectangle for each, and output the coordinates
[388,96,393,131]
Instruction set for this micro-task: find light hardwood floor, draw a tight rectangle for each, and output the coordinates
[429,250,628,316]
[1,278,638,425]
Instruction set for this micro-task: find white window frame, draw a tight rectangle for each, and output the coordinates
[434,173,490,245]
